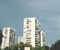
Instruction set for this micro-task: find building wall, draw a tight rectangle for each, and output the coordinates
[35,19,41,46]
[23,17,36,47]
[1,27,16,49]
[23,17,45,47]
[18,17,45,47]
[18,36,24,43]
[41,31,45,46]
[24,47,30,50]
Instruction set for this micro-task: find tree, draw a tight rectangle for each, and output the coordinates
[51,39,60,50]
[24,43,33,50]
[0,30,3,46]
[33,46,41,50]
[11,43,18,50]
[4,47,11,50]
[33,45,49,50]
[24,43,32,47]
[44,45,49,50]
[54,40,60,50]
[18,42,24,50]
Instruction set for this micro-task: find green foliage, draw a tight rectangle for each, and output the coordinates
[33,45,49,50]
[0,42,50,50]
[0,30,3,46]
[33,46,41,50]
[54,40,60,50]
[18,42,24,50]
[24,43,32,47]
[41,46,45,50]
[0,48,1,50]
[4,47,11,50]
[24,43,33,50]
[11,43,18,50]
[51,39,60,50]
[44,45,49,50]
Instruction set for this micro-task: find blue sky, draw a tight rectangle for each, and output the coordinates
[0,0,60,46]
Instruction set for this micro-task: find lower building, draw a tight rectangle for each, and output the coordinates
[1,27,16,49]
[40,31,45,46]
[18,36,24,43]
[24,47,30,50]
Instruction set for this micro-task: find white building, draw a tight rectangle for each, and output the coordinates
[24,47,30,50]
[18,17,45,47]
[1,27,16,49]
[18,36,24,43]
[40,31,45,46]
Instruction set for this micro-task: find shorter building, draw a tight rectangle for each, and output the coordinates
[24,47,30,50]
[40,31,45,46]
[1,27,16,49]
[18,36,24,43]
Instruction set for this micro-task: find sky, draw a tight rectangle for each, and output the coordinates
[0,0,60,47]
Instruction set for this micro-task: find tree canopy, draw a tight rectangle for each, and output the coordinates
[0,30,3,46]
[50,39,60,50]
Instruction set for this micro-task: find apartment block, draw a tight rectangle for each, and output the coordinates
[1,27,16,49]
[18,17,45,47]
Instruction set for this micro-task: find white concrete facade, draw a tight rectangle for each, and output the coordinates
[1,27,16,49]
[41,31,45,46]
[23,17,45,47]
[18,36,24,43]
[23,17,36,47]
[18,17,45,47]
[24,47,30,50]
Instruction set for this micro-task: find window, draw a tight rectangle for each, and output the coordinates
[27,29,31,32]
[27,26,29,29]
[5,29,8,34]
[26,19,31,24]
